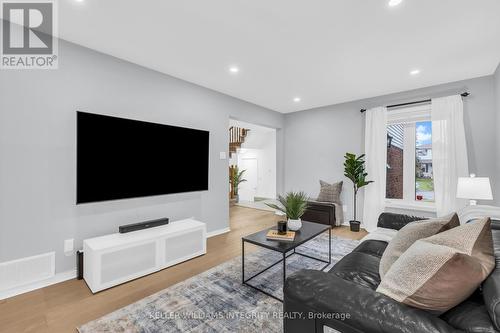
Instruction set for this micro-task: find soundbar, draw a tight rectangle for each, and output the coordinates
[119,218,169,233]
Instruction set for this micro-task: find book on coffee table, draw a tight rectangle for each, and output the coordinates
[266,230,296,242]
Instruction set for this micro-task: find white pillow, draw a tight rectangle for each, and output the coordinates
[360,227,397,243]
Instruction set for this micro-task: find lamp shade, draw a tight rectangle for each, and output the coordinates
[456,177,493,200]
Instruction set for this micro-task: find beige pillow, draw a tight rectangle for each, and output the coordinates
[379,213,459,278]
[317,180,342,203]
[377,218,495,313]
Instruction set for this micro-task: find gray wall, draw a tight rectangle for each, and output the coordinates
[0,40,284,273]
[284,75,499,222]
[494,64,500,201]
[495,63,500,201]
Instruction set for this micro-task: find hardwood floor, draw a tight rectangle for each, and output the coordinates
[0,206,367,333]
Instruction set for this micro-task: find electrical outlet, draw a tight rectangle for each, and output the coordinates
[219,152,227,160]
[64,239,74,256]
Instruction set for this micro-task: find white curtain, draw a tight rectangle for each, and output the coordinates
[432,95,469,217]
[362,107,388,232]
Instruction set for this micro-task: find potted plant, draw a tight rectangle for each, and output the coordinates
[344,153,373,232]
[266,191,309,231]
[230,166,247,203]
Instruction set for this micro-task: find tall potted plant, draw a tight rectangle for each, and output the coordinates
[230,166,247,203]
[266,191,309,231]
[344,153,373,232]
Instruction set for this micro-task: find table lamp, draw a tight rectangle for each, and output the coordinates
[456,174,493,206]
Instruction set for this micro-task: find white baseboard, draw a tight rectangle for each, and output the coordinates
[0,225,229,300]
[0,269,77,300]
[1,227,229,300]
[206,227,230,238]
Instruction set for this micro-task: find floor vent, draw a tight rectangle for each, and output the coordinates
[0,252,55,291]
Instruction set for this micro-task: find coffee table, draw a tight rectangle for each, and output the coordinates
[242,221,331,302]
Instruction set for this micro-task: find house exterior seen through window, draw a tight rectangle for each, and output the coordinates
[386,124,404,199]
[415,121,434,202]
[385,105,435,205]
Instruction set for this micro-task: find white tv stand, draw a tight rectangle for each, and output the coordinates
[83,218,206,293]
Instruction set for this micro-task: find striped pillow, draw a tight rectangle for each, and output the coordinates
[317,180,342,203]
[377,218,495,313]
[379,213,459,278]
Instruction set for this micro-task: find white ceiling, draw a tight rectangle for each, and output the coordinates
[59,0,500,113]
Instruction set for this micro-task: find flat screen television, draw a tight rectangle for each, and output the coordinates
[77,112,209,204]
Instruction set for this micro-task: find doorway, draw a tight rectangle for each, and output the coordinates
[228,119,277,210]
[238,157,258,202]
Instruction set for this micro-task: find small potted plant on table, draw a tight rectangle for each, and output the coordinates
[266,191,309,231]
[344,153,373,232]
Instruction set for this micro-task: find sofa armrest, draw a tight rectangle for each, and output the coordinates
[307,200,336,208]
[377,212,426,231]
[302,201,336,227]
[284,270,462,333]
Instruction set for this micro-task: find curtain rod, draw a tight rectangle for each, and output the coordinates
[359,92,470,113]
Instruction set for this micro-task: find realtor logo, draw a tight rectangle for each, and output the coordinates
[1,0,58,69]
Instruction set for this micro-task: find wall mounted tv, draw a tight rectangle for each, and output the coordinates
[77,112,209,204]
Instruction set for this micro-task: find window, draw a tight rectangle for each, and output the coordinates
[385,104,435,209]
[415,121,434,202]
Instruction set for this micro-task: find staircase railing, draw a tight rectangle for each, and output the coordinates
[229,126,249,156]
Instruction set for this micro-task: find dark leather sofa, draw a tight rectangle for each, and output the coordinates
[284,212,500,333]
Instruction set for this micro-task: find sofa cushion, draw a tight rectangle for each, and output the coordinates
[360,227,397,243]
[441,290,498,333]
[482,227,500,331]
[317,180,342,203]
[377,218,495,313]
[377,212,427,231]
[379,213,459,278]
[329,251,381,290]
[352,239,388,258]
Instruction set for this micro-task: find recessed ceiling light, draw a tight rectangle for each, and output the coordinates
[388,0,403,7]
[75,0,85,2]
[410,69,421,76]
[293,97,301,103]
[229,66,239,74]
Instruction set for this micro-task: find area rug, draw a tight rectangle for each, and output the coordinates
[78,234,359,333]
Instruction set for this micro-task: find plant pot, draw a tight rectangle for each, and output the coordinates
[287,218,302,231]
[349,220,361,232]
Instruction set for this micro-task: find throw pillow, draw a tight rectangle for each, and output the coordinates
[377,218,495,313]
[317,180,343,203]
[379,213,459,278]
